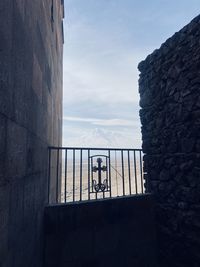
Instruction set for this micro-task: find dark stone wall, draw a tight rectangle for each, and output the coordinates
[0,1,64,266]
[138,15,200,267]
[44,195,158,267]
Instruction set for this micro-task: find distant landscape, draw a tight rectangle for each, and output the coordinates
[59,154,144,203]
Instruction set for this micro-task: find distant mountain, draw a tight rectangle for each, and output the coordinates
[74,128,134,148]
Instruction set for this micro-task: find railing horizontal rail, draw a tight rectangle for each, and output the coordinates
[48,147,146,204]
[49,146,143,151]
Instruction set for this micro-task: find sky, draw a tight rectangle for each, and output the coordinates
[63,0,199,148]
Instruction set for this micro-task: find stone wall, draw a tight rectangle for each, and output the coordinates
[44,195,158,267]
[138,15,200,267]
[0,1,64,266]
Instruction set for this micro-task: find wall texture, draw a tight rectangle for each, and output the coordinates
[0,1,64,266]
[138,15,200,267]
[44,195,158,267]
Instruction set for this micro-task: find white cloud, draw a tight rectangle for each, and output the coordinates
[63,116,138,127]
[63,51,143,105]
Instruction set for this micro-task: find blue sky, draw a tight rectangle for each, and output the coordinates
[63,0,199,148]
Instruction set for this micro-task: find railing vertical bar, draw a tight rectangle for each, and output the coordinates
[56,149,59,203]
[134,150,138,194]
[128,150,131,195]
[115,150,119,197]
[48,148,51,204]
[108,150,112,197]
[139,150,144,194]
[121,150,125,196]
[91,157,94,193]
[103,156,108,199]
[106,156,108,182]
[80,149,83,201]
[64,149,67,203]
[88,150,90,200]
[73,149,75,202]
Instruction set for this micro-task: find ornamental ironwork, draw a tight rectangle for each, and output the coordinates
[91,155,110,193]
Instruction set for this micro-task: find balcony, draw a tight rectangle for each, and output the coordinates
[48,146,146,204]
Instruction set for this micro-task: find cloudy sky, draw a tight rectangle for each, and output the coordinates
[63,0,199,148]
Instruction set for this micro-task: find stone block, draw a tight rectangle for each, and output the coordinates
[0,184,9,267]
[5,120,27,178]
[32,54,43,103]
[0,115,6,180]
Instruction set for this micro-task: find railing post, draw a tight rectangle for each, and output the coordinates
[64,149,67,203]
[133,150,138,194]
[88,149,90,200]
[121,150,125,196]
[56,149,59,203]
[139,150,144,194]
[128,150,131,195]
[108,150,112,198]
[48,148,51,204]
[80,149,82,201]
[73,149,75,202]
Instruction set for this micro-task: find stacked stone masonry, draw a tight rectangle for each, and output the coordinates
[0,1,64,266]
[139,15,200,267]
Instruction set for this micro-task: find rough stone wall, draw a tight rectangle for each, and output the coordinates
[138,15,200,267]
[0,1,64,266]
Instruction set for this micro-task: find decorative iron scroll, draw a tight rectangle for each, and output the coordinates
[91,156,110,193]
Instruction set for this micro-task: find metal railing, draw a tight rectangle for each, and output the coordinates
[48,147,146,204]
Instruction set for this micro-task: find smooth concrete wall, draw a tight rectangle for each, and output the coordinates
[139,15,200,267]
[44,194,158,267]
[0,1,63,266]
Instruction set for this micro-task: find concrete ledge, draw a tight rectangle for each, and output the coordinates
[44,194,158,267]
[46,193,151,207]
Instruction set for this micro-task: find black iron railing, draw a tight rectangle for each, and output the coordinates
[48,147,145,204]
